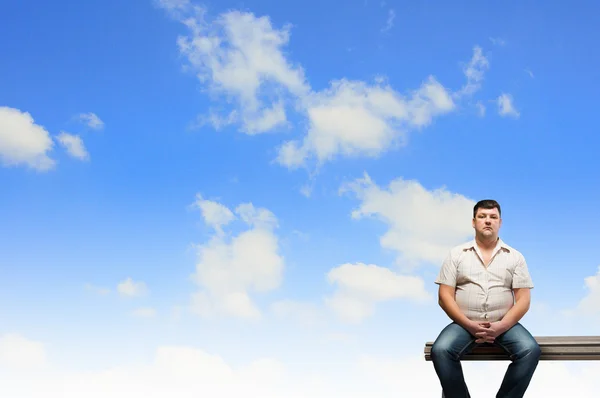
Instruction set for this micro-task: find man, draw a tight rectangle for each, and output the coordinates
[431,199,540,398]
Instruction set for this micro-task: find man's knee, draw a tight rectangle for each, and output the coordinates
[528,340,542,360]
[431,339,454,361]
[515,338,541,362]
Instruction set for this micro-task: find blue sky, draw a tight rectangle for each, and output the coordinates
[2,0,600,396]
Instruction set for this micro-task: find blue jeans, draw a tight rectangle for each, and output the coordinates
[431,322,541,398]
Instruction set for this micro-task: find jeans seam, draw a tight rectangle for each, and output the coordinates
[494,340,515,361]
[454,339,475,360]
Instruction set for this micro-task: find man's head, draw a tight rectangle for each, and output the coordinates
[472,199,502,241]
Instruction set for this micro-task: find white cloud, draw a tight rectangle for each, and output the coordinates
[77,112,104,130]
[117,278,149,298]
[456,46,489,97]
[381,9,396,32]
[195,109,238,131]
[56,132,89,161]
[0,343,291,398]
[325,263,430,323]
[236,202,279,229]
[0,106,55,171]
[190,198,284,319]
[193,194,236,234]
[277,77,455,168]
[358,354,600,397]
[161,5,491,170]
[572,265,600,314]
[497,93,520,118]
[2,338,600,398]
[132,307,157,318]
[341,172,475,268]
[0,333,47,370]
[163,3,309,134]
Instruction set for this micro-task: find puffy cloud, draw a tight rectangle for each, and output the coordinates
[0,343,290,398]
[325,262,430,323]
[190,197,284,319]
[0,106,55,171]
[159,4,492,169]
[277,77,455,168]
[571,265,600,315]
[162,2,309,134]
[342,173,475,268]
[2,337,600,398]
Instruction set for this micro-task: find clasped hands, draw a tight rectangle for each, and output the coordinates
[469,321,508,344]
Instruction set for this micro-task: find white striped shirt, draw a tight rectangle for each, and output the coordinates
[435,238,534,323]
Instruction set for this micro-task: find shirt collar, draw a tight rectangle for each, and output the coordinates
[461,238,511,252]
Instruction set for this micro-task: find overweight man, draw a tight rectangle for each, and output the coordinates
[431,199,541,398]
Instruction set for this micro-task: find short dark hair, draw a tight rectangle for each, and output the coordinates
[473,199,501,218]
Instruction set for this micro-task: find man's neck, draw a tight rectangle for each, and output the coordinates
[475,236,498,251]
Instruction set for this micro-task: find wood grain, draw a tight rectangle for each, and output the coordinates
[424,336,600,361]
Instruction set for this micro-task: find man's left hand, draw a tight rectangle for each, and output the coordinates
[475,321,509,343]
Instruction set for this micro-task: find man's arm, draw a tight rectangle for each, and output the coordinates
[497,288,531,331]
[438,284,487,338]
[485,288,531,341]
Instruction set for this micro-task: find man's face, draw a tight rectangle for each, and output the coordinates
[472,207,502,239]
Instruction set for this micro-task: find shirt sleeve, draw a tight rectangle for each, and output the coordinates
[435,251,457,287]
[512,253,534,289]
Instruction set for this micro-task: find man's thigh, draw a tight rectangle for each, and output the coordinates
[433,323,477,359]
[494,323,539,359]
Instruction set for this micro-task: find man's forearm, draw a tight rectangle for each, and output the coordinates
[439,295,472,329]
[499,296,530,330]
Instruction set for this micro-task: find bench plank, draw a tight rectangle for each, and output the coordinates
[424,336,600,361]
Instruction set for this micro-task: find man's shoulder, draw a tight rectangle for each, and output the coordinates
[498,240,526,259]
[447,240,476,256]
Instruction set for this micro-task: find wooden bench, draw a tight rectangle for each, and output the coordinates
[424,336,600,361]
